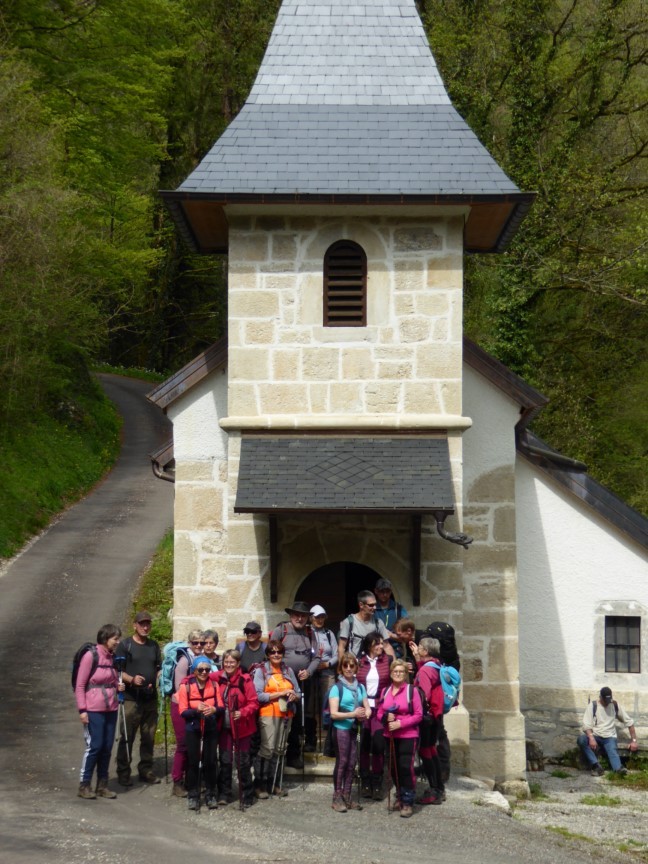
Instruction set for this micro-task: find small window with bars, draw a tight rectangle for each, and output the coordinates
[605,615,641,673]
[323,240,367,326]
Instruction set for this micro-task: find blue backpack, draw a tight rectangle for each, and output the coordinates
[425,661,461,714]
[159,641,191,701]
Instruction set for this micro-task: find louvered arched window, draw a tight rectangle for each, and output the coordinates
[323,240,367,326]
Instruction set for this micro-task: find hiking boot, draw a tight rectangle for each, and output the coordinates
[332,796,347,813]
[77,783,96,800]
[187,797,199,811]
[118,775,133,787]
[172,782,188,798]
[95,779,117,799]
[417,788,442,805]
[591,764,605,777]
[139,772,160,784]
[371,776,384,801]
[387,797,400,812]
[440,789,447,802]
[344,797,363,811]
[272,786,288,797]
[616,767,628,777]
[286,754,304,770]
[217,795,229,806]
[361,779,373,798]
[400,804,413,818]
[254,787,270,800]
[303,742,316,753]
[206,794,219,810]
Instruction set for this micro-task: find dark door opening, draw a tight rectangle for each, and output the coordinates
[294,562,382,632]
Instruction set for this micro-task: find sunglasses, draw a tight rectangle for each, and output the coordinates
[191,641,206,647]
[195,667,210,674]
[342,663,357,669]
[364,602,377,608]
[244,630,261,635]
[268,650,284,656]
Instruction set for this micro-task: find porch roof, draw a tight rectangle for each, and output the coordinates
[234,434,454,514]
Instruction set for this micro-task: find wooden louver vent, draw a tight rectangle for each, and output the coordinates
[324,240,367,326]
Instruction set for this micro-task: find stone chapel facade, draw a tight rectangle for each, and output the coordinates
[148,0,648,781]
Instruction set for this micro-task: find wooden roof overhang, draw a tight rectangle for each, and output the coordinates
[160,190,535,255]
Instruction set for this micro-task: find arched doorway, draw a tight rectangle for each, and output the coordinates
[294,561,382,630]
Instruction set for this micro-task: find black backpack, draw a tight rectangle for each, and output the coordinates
[425,621,460,671]
[71,643,98,690]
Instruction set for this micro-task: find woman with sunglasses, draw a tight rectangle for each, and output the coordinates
[252,640,301,798]
[213,649,259,807]
[177,656,225,810]
[170,629,204,797]
[328,652,371,813]
[356,632,391,800]
[376,658,423,818]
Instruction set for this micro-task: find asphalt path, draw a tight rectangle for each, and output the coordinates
[0,375,635,864]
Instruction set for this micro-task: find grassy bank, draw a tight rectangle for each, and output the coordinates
[0,380,121,558]
[123,529,174,644]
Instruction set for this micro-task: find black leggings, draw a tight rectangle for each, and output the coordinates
[185,728,218,796]
[386,737,417,805]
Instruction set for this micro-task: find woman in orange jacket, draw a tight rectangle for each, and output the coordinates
[178,655,224,810]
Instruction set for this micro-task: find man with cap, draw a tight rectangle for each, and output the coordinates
[373,578,408,633]
[115,611,162,785]
[270,601,320,769]
[578,686,639,776]
[236,621,267,673]
[305,605,338,752]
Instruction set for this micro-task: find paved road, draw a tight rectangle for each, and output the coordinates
[0,376,635,864]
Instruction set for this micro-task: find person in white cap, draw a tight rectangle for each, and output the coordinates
[305,605,338,752]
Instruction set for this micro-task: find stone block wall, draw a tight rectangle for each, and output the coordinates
[522,686,648,758]
[226,212,465,421]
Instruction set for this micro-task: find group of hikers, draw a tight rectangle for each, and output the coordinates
[72,579,462,817]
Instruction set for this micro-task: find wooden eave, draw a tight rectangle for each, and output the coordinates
[146,337,227,411]
[160,190,535,255]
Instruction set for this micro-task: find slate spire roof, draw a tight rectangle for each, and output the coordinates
[165,0,533,252]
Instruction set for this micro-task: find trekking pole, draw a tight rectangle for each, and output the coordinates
[117,670,130,763]
[163,695,169,783]
[301,687,306,789]
[232,694,244,811]
[272,716,283,792]
[196,718,205,814]
[278,717,289,794]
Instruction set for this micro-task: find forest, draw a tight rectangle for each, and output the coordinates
[1,0,646,516]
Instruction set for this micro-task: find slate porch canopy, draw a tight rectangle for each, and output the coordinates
[234,435,455,515]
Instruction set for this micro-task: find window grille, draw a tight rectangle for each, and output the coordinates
[604,615,640,673]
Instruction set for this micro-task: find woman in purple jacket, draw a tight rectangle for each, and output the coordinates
[376,658,423,818]
[74,624,125,799]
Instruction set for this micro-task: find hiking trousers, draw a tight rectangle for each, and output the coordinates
[170,700,188,784]
[332,726,358,799]
[359,715,385,778]
[386,736,417,806]
[80,710,118,785]
[116,696,158,779]
[218,729,254,802]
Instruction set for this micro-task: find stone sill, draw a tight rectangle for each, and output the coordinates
[220,414,472,431]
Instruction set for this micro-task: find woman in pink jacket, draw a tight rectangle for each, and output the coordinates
[376,658,422,818]
[74,624,125,799]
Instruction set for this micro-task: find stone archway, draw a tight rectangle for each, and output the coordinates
[294,561,383,629]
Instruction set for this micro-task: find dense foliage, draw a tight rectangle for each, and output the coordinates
[1,0,646,512]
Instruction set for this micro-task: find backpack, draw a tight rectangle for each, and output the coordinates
[71,643,98,690]
[425,621,460,671]
[592,700,619,721]
[424,661,461,714]
[159,641,191,699]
